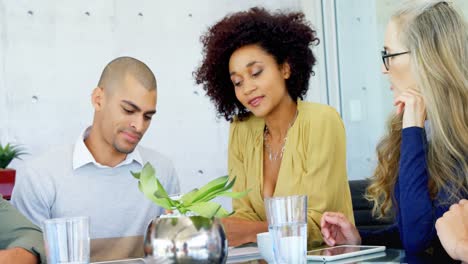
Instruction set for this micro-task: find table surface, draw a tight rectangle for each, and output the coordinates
[91,249,413,264]
[228,248,448,264]
[232,248,406,263]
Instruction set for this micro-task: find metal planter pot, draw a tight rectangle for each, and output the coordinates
[144,216,227,264]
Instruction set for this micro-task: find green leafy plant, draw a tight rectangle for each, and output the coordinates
[132,162,249,218]
[0,143,26,169]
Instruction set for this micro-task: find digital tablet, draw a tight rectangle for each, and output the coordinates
[307,245,386,261]
[92,258,146,264]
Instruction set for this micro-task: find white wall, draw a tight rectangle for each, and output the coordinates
[3,0,466,209]
[335,0,387,180]
[0,0,306,210]
[334,0,468,180]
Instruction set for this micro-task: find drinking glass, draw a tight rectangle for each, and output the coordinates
[265,195,307,264]
[43,216,90,264]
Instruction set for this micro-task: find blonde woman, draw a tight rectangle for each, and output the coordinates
[320,0,468,259]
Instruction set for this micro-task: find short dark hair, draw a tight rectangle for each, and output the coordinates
[98,56,156,93]
[194,7,319,121]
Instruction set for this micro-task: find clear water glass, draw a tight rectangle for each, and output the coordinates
[265,195,307,264]
[43,216,90,264]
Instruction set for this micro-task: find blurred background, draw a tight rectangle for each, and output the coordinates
[0,0,466,210]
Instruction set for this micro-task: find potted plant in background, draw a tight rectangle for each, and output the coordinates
[132,163,249,264]
[0,143,26,185]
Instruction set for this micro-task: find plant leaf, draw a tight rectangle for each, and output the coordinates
[223,176,237,190]
[186,202,222,218]
[138,182,173,209]
[202,176,237,200]
[141,163,169,199]
[137,163,173,209]
[196,177,243,202]
[153,180,170,199]
[180,188,199,204]
[190,216,214,230]
[215,189,250,199]
[214,207,234,218]
[189,176,229,204]
[130,171,141,179]
[133,168,244,218]
[0,142,27,169]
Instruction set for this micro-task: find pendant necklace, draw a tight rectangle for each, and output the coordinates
[264,109,299,161]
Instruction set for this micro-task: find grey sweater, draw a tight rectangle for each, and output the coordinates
[11,143,180,262]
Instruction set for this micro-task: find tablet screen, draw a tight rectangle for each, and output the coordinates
[308,245,369,256]
[307,245,385,261]
[92,259,146,264]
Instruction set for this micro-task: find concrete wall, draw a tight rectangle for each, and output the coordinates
[335,0,468,180]
[0,0,307,210]
[1,0,466,208]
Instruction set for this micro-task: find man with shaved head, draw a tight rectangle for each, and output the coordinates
[12,57,180,261]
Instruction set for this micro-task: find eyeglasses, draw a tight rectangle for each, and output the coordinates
[381,50,410,71]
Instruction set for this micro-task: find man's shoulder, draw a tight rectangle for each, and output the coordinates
[13,144,74,200]
[137,146,174,169]
[22,144,74,170]
[136,146,178,188]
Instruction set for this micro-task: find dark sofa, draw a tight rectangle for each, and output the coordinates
[349,180,395,232]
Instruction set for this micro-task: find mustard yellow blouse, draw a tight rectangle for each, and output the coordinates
[228,100,354,248]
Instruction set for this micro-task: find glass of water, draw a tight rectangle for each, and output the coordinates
[43,216,90,264]
[265,195,307,264]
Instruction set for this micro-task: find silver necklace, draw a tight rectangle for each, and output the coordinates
[264,109,299,161]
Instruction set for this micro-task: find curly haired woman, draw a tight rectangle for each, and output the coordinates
[194,7,354,249]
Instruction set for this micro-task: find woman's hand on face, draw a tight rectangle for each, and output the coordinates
[394,89,426,128]
[320,212,361,246]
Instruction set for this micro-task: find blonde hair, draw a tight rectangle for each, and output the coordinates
[367,0,468,218]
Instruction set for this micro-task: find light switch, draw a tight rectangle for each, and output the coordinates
[349,100,362,122]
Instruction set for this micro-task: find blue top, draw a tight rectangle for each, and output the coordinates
[361,127,454,258]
